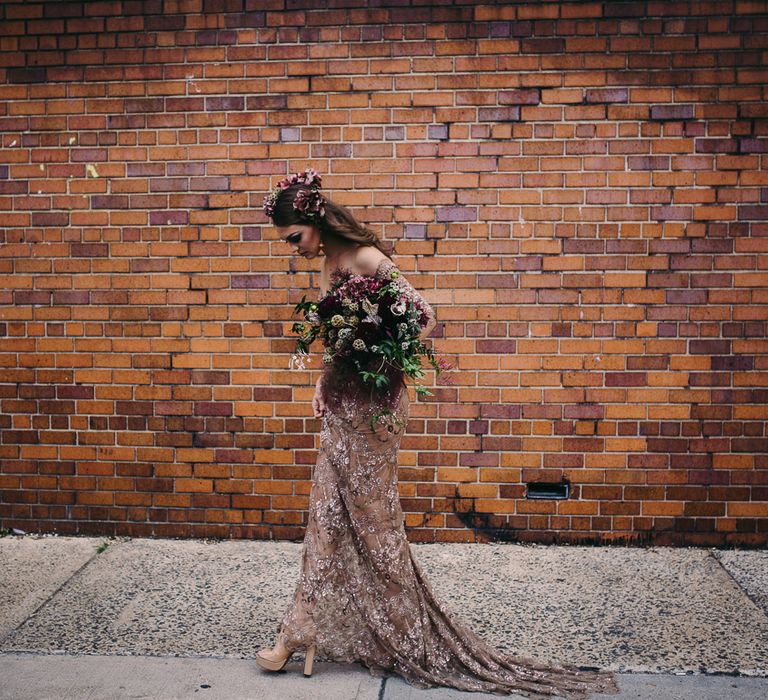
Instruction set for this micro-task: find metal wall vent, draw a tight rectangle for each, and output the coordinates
[525,481,570,500]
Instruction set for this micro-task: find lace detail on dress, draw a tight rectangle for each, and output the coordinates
[373,257,436,329]
[276,262,619,698]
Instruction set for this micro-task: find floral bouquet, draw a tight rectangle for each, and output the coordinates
[290,267,451,409]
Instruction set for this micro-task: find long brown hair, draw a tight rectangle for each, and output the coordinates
[270,183,393,258]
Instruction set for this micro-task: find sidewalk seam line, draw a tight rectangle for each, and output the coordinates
[0,537,127,648]
[708,547,768,622]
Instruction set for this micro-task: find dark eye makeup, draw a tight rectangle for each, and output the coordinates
[286,232,302,244]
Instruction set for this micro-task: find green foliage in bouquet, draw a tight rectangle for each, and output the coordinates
[290,268,452,428]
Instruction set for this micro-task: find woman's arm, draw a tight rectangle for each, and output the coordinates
[312,374,325,418]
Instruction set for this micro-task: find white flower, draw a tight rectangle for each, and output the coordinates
[288,352,310,370]
[288,353,304,369]
[397,322,408,335]
[338,328,353,340]
[307,312,320,324]
[353,338,366,351]
[390,301,406,316]
[401,341,409,350]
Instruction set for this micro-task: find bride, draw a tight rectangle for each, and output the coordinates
[255,169,619,699]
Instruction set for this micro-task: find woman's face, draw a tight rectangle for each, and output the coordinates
[275,224,323,259]
[275,224,322,260]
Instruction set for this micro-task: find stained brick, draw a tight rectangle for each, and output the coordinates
[521,38,565,53]
[585,89,628,104]
[205,96,245,111]
[498,89,540,105]
[603,2,648,17]
[711,356,754,371]
[31,212,69,226]
[404,224,427,239]
[628,156,670,171]
[695,139,738,153]
[436,206,477,222]
[231,275,269,289]
[385,126,405,140]
[690,340,731,355]
[246,95,288,110]
[478,107,520,122]
[605,373,647,387]
[666,290,707,304]
[8,67,47,83]
[280,127,300,142]
[652,206,692,220]
[14,292,52,305]
[149,211,188,225]
[165,98,205,112]
[427,124,449,140]
[476,340,516,354]
[125,98,164,113]
[52,291,90,305]
[92,195,129,209]
[738,206,768,220]
[740,139,768,153]
[650,104,694,120]
[192,371,230,385]
[71,243,109,257]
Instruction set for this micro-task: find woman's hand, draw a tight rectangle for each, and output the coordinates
[419,314,437,342]
[312,376,326,418]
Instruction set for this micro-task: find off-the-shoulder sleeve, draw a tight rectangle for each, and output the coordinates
[374,257,436,328]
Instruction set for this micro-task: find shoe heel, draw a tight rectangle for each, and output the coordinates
[303,645,316,677]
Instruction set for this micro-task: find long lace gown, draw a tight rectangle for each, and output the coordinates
[277,258,619,699]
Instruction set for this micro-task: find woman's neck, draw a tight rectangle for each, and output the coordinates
[322,234,357,269]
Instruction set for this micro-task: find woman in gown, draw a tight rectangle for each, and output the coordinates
[256,169,619,699]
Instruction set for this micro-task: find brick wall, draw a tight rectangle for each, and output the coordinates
[1,0,767,547]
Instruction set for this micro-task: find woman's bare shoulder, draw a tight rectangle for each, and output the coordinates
[352,245,388,276]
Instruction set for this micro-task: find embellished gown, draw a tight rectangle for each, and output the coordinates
[277,258,619,699]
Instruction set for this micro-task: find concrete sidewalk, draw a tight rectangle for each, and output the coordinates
[0,535,766,699]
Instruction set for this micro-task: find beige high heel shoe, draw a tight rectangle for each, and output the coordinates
[256,642,317,677]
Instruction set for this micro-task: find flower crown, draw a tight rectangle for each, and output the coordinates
[263,168,326,223]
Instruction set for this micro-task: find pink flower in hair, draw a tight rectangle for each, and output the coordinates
[263,167,326,221]
[293,187,326,219]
